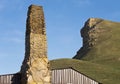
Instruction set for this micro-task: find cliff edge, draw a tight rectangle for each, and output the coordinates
[73,18,120,67]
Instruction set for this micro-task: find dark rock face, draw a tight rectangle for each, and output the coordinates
[20,5,50,84]
[73,18,104,59]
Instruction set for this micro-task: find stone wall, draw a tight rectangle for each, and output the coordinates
[20,5,50,84]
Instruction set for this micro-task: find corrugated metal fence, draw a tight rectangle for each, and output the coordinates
[0,68,100,84]
[0,73,21,84]
[52,68,99,84]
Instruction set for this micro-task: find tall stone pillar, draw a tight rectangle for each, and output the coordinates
[21,5,50,84]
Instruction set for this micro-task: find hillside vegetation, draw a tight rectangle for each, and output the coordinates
[50,59,120,84]
[50,18,120,84]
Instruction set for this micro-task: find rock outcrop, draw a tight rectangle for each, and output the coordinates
[73,18,109,59]
[20,5,50,84]
[72,18,120,84]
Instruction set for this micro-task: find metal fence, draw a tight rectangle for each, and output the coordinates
[0,73,21,84]
[0,68,100,84]
[52,68,99,84]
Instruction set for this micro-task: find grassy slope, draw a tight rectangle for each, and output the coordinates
[50,59,120,84]
[50,19,120,84]
[81,20,120,69]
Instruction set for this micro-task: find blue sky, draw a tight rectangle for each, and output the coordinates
[0,0,120,74]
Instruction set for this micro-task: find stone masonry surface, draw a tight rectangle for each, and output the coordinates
[20,5,50,84]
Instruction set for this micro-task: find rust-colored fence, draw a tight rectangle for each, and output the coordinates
[0,73,21,84]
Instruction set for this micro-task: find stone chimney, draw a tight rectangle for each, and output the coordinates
[20,5,50,84]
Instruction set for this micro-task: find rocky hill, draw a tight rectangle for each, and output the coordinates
[73,18,120,67]
[50,18,120,84]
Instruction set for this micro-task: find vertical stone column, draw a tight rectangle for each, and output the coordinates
[21,5,50,84]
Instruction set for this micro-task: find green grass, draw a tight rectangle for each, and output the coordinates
[50,58,120,84]
[50,19,120,84]
[80,19,120,69]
